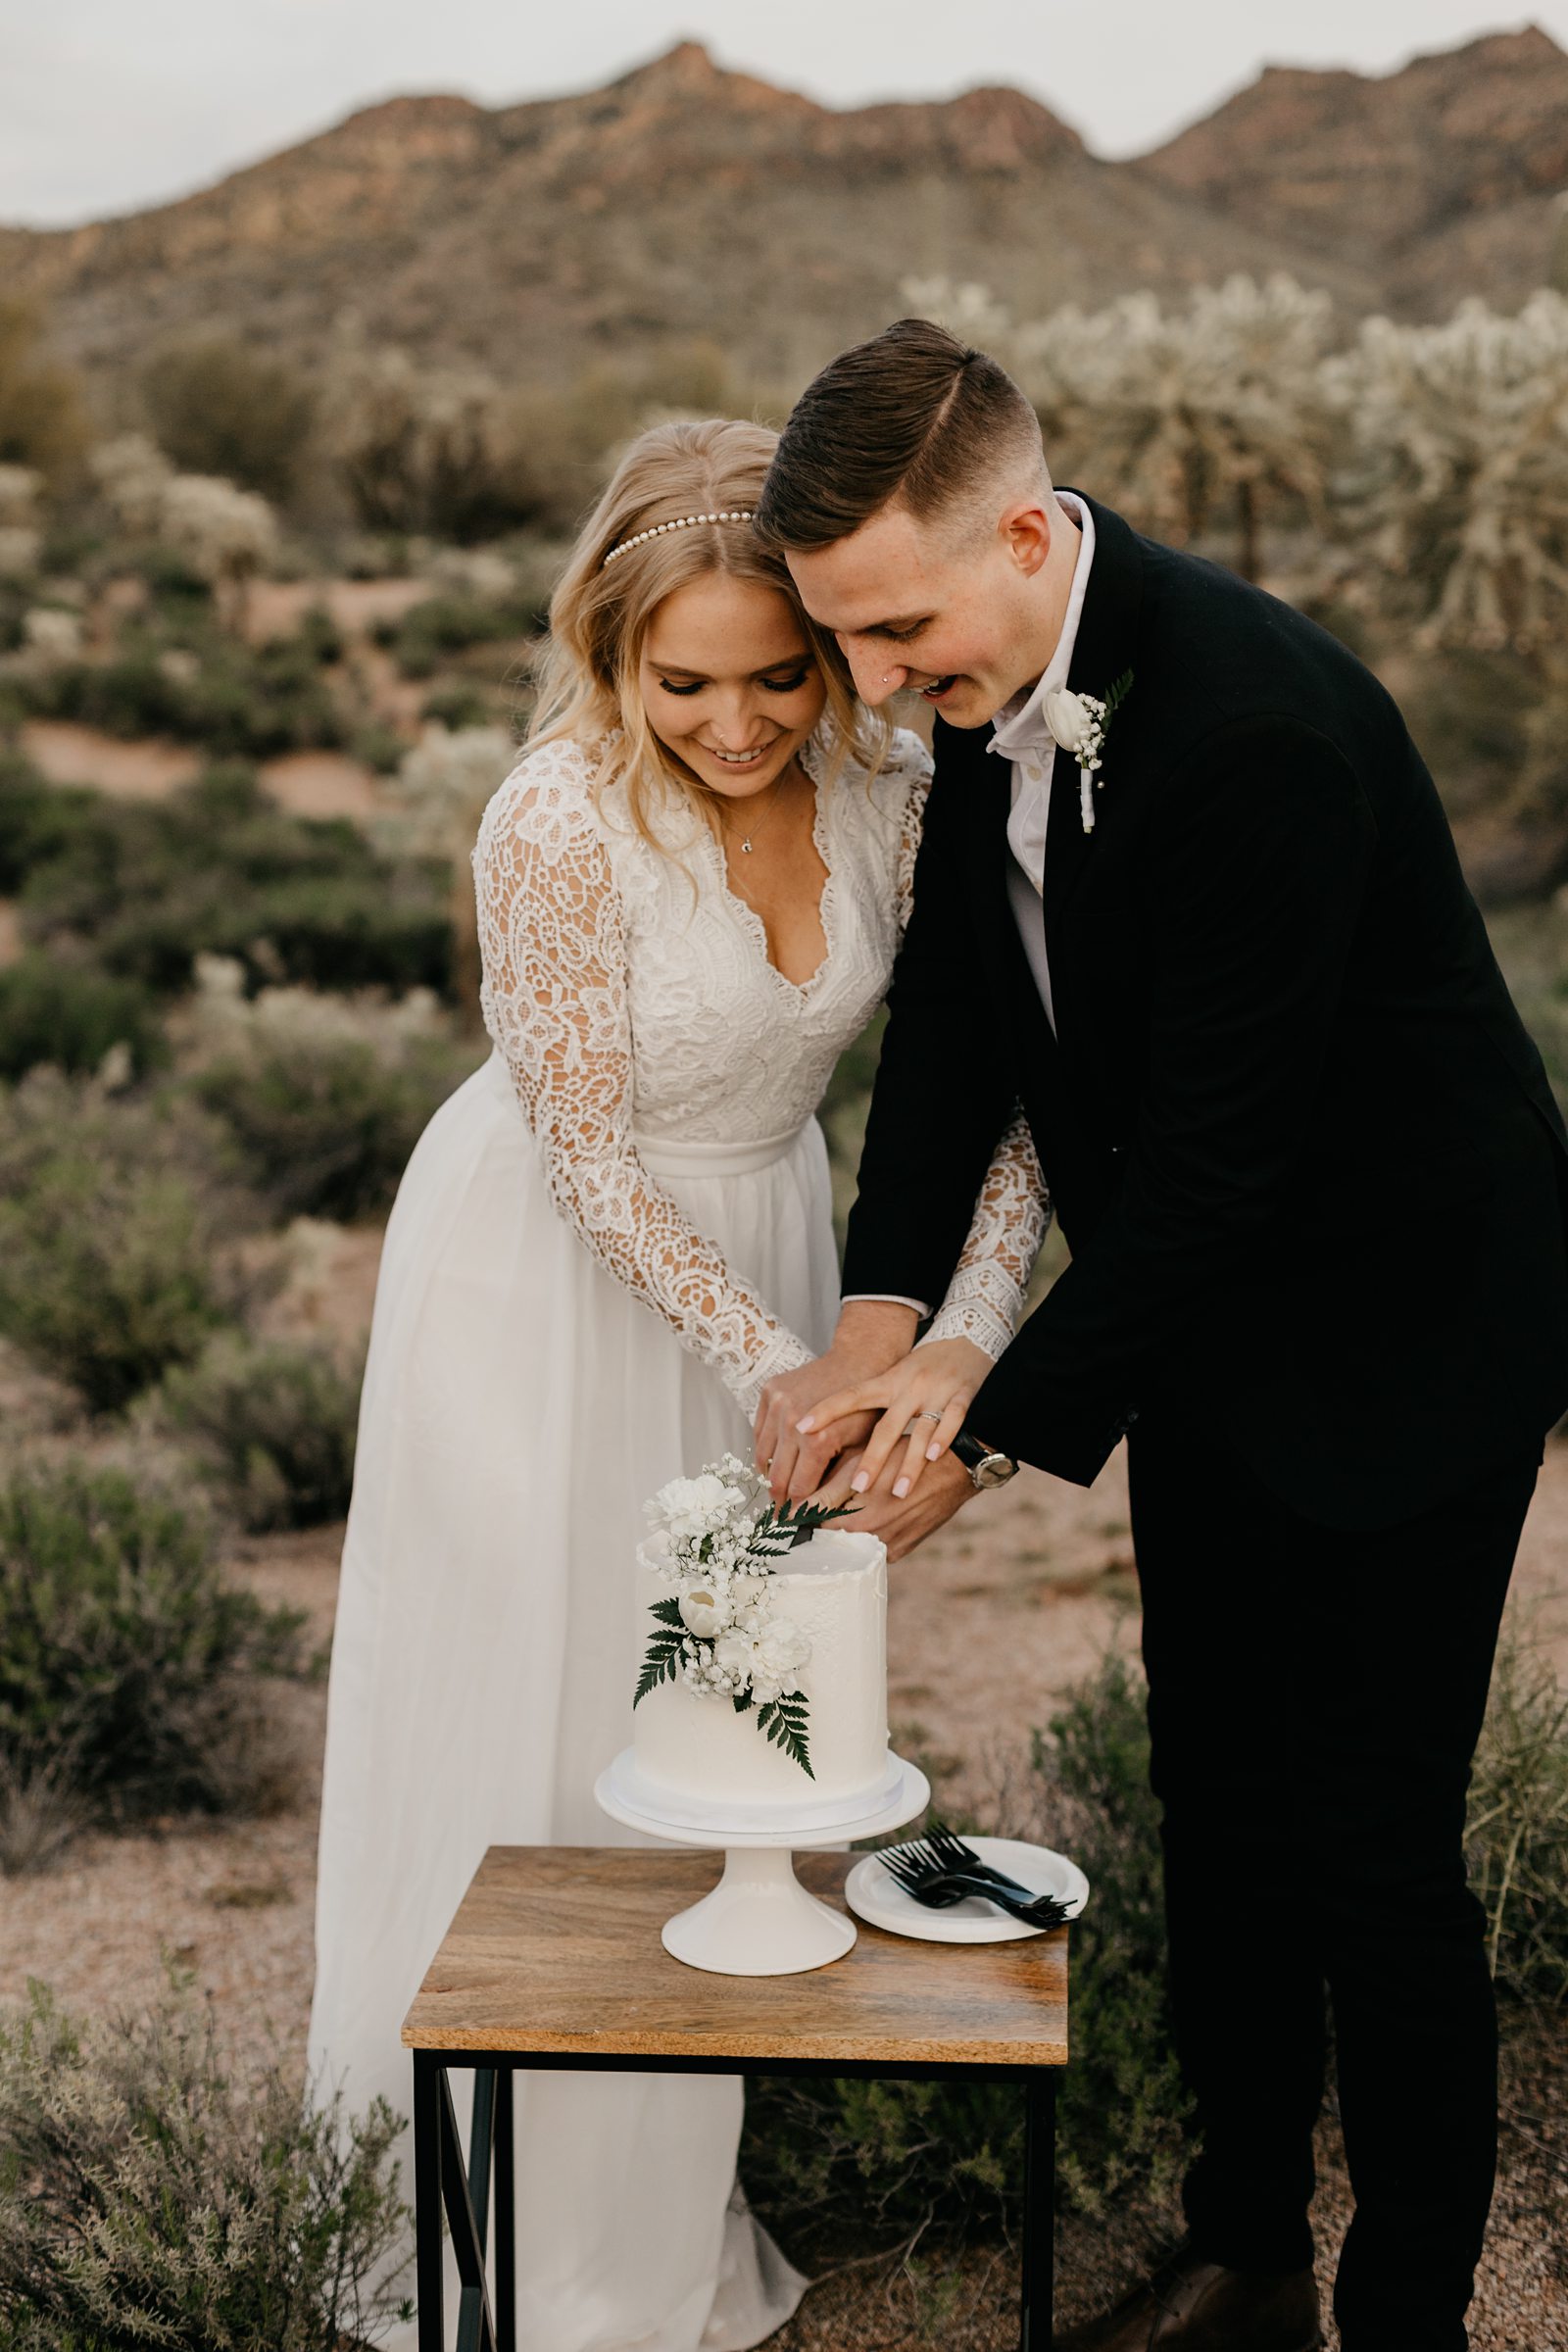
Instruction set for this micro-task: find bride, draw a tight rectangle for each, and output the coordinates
[307,416,1049,2351]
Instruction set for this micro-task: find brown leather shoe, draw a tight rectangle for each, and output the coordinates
[1054,2243,1322,2351]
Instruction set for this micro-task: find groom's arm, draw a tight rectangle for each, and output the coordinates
[971,714,1377,1487]
[755,738,1018,1497]
[840,738,1018,1308]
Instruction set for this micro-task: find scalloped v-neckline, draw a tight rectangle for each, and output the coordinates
[710,745,837,997]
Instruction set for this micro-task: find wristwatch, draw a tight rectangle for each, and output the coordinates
[951,1427,1019,1491]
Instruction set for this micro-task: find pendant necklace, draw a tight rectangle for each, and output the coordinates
[723,770,788,857]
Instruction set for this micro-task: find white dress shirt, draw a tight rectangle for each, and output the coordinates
[842,495,1096,1328]
[987,491,1097,1032]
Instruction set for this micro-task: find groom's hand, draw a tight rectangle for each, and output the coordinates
[812,1445,975,1563]
[755,1299,918,1501]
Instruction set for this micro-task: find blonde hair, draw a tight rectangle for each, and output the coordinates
[528,417,887,853]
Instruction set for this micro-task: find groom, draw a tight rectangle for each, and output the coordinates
[751,319,1568,2352]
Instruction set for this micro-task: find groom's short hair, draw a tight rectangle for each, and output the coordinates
[756,317,1044,551]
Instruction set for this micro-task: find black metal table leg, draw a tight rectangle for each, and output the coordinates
[1020,2072,1056,2350]
[494,2069,517,2352]
[415,2053,445,2351]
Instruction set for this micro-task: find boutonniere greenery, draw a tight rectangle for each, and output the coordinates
[1043,670,1135,834]
[634,1453,857,1779]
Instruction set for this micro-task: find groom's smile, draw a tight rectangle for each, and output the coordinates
[783,489,1073,732]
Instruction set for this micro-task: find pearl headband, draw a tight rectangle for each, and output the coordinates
[602,510,756,566]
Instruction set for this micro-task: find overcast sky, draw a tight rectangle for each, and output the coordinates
[3,2,1565,228]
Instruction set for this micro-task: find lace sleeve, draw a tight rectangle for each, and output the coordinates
[926,1109,1054,1362]
[889,728,935,936]
[473,751,812,1418]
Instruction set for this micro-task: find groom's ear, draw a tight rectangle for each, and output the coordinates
[1002,499,1054,580]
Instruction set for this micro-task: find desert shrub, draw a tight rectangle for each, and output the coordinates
[19,765,452,999]
[27,623,343,758]
[422,680,496,731]
[0,1979,411,2348]
[151,1334,361,1532]
[0,1461,304,1827]
[0,954,167,1081]
[142,334,318,502]
[0,299,89,482]
[742,1652,1185,2251]
[1467,1629,1568,2007]
[1034,1653,1190,2216]
[0,755,98,893]
[0,1069,249,1412]
[378,590,531,680]
[192,1015,476,1220]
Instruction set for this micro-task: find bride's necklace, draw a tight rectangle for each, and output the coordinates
[719,770,790,857]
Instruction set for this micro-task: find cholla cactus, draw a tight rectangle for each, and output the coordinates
[22,607,82,662]
[395,722,514,857]
[1326,292,1568,655]
[90,433,174,535]
[903,271,1338,580]
[320,345,508,535]
[159,471,278,626]
[0,464,42,527]
[423,546,517,604]
[187,952,444,1061]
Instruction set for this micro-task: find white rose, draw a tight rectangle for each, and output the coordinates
[678,1583,731,1640]
[1042,686,1093,755]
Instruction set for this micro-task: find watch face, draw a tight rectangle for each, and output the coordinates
[974,1453,1016,1490]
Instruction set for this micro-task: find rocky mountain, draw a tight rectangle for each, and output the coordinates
[1,29,1563,394]
[1141,24,1568,315]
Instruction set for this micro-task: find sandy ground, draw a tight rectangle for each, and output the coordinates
[19,716,386,821]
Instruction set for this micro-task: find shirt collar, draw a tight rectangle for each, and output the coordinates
[988,491,1097,764]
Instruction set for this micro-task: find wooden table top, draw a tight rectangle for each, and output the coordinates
[402,1846,1068,2067]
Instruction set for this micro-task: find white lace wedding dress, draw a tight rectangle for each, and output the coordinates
[307,721,1049,2352]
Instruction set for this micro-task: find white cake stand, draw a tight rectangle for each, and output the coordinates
[594,1750,931,1977]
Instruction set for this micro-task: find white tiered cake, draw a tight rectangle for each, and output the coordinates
[615,1526,900,1834]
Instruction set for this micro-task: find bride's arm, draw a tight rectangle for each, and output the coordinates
[474,757,812,1418]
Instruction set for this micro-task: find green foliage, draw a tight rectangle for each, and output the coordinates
[754,1691,812,1778]
[149,1334,361,1533]
[0,1069,248,1412]
[422,680,497,731]
[1467,1628,1568,2007]
[0,299,89,481]
[192,1026,476,1221]
[0,1979,411,2349]
[743,1651,1186,2250]
[25,624,344,759]
[0,954,167,1082]
[19,765,452,1000]
[0,755,99,894]
[142,334,318,502]
[1037,1653,1191,2217]
[379,592,531,681]
[0,1461,304,1824]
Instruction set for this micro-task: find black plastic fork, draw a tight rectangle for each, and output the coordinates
[877,1842,1077,1931]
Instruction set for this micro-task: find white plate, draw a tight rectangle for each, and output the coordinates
[844,1835,1090,1944]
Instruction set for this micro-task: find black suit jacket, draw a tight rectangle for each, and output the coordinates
[841,496,1568,1531]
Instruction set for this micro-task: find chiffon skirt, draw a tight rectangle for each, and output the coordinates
[308,1049,840,2350]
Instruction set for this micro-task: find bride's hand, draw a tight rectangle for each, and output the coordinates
[795,1336,992,1504]
[754,1302,918,1501]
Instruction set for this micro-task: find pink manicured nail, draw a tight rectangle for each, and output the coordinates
[796,1416,815,1433]
[926,1443,941,1460]
[893,1477,910,1498]
[852,1471,869,1493]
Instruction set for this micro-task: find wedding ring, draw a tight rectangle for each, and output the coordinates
[921,1410,943,1422]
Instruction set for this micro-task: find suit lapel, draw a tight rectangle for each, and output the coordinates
[1040,495,1146,956]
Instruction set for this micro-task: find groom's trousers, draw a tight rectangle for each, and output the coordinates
[1125,1406,1541,2352]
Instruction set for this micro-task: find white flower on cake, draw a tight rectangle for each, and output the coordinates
[634,1452,855,1779]
[677,1583,731,1639]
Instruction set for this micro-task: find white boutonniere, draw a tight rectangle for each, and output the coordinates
[1043,670,1135,834]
